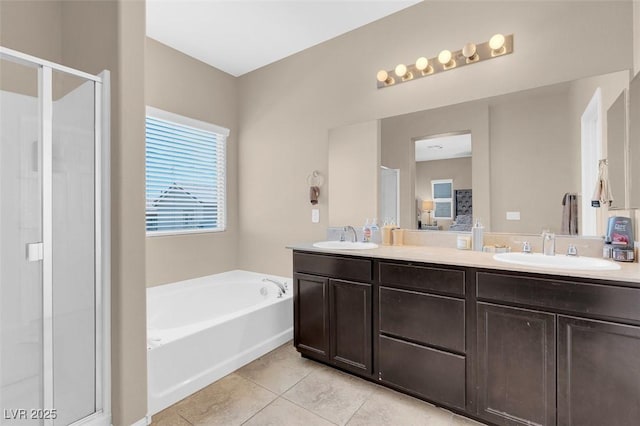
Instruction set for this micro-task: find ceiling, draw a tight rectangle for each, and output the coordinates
[146,0,421,77]
[415,133,472,162]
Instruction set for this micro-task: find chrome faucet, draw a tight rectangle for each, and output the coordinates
[542,231,555,256]
[342,226,358,243]
[262,278,288,296]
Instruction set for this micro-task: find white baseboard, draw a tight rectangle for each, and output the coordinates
[130,415,151,426]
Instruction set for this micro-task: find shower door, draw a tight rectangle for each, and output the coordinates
[0,48,109,426]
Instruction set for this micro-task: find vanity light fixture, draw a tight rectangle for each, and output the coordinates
[489,33,506,56]
[376,69,395,86]
[438,49,455,69]
[415,57,433,75]
[462,43,479,63]
[376,33,514,89]
[394,63,413,81]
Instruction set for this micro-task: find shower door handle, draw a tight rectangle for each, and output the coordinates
[26,242,44,262]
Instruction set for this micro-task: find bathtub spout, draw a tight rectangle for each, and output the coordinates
[262,278,288,295]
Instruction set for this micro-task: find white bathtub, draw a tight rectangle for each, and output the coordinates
[146,270,293,415]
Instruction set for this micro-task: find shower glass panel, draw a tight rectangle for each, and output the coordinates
[51,71,96,425]
[0,46,108,426]
[0,58,44,425]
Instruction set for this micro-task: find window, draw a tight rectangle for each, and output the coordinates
[432,179,453,219]
[145,106,229,235]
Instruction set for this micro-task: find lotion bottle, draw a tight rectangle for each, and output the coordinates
[362,218,372,242]
[472,219,484,251]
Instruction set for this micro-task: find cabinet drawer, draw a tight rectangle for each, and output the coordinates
[477,272,640,323]
[379,262,465,296]
[379,287,465,353]
[294,252,372,282]
[379,335,466,410]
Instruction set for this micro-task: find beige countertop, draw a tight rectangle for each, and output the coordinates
[287,243,640,285]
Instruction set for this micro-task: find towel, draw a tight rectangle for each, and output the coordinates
[309,186,320,205]
[561,193,578,235]
[591,159,613,208]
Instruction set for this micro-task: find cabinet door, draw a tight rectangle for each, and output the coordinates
[294,273,329,360]
[477,303,556,426]
[558,316,640,426]
[329,279,372,375]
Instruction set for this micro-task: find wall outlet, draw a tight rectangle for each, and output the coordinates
[311,209,320,223]
[506,211,521,221]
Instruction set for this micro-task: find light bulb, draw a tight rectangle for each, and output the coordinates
[377,70,389,83]
[462,43,477,59]
[489,33,506,50]
[394,63,407,77]
[438,50,452,65]
[415,57,429,71]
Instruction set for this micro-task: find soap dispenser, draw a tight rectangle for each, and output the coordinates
[370,218,381,244]
[472,219,484,251]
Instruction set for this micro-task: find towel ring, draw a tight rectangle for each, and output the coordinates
[307,170,324,187]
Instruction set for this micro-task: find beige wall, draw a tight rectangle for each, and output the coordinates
[0,1,63,62]
[328,120,380,227]
[1,1,148,425]
[381,101,491,231]
[61,2,148,425]
[237,1,633,277]
[416,157,472,229]
[145,38,239,286]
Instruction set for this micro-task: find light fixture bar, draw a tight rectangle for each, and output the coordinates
[376,34,514,89]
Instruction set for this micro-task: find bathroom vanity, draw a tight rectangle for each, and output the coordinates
[290,245,640,426]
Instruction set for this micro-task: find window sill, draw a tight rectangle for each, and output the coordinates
[146,228,226,238]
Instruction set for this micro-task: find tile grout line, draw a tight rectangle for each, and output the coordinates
[176,412,194,426]
[277,395,340,426]
[342,393,371,426]
[234,371,282,396]
[239,395,281,426]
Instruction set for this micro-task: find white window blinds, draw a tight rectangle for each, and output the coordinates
[145,107,229,235]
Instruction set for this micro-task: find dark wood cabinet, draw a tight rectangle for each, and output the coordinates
[557,316,640,426]
[292,249,640,426]
[293,253,373,378]
[476,303,556,426]
[329,279,372,374]
[294,273,329,360]
[376,261,468,410]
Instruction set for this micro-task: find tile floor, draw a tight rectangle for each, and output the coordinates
[151,341,486,426]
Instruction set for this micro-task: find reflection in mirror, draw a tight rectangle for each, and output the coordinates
[380,166,400,225]
[607,90,627,210]
[415,132,472,231]
[380,70,630,236]
[629,72,640,209]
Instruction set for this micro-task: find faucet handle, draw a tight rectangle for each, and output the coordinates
[522,241,532,253]
[567,244,578,257]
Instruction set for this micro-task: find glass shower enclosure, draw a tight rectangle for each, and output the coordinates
[0,47,110,426]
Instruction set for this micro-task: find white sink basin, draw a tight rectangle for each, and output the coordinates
[313,241,378,250]
[493,252,620,271]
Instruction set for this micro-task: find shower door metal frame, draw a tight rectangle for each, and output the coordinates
[0,46,111,426]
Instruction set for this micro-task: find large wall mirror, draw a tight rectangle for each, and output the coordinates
[377,70,631,236]
[629,72,640,208]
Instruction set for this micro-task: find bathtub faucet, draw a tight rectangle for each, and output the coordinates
[262,278,288,296]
